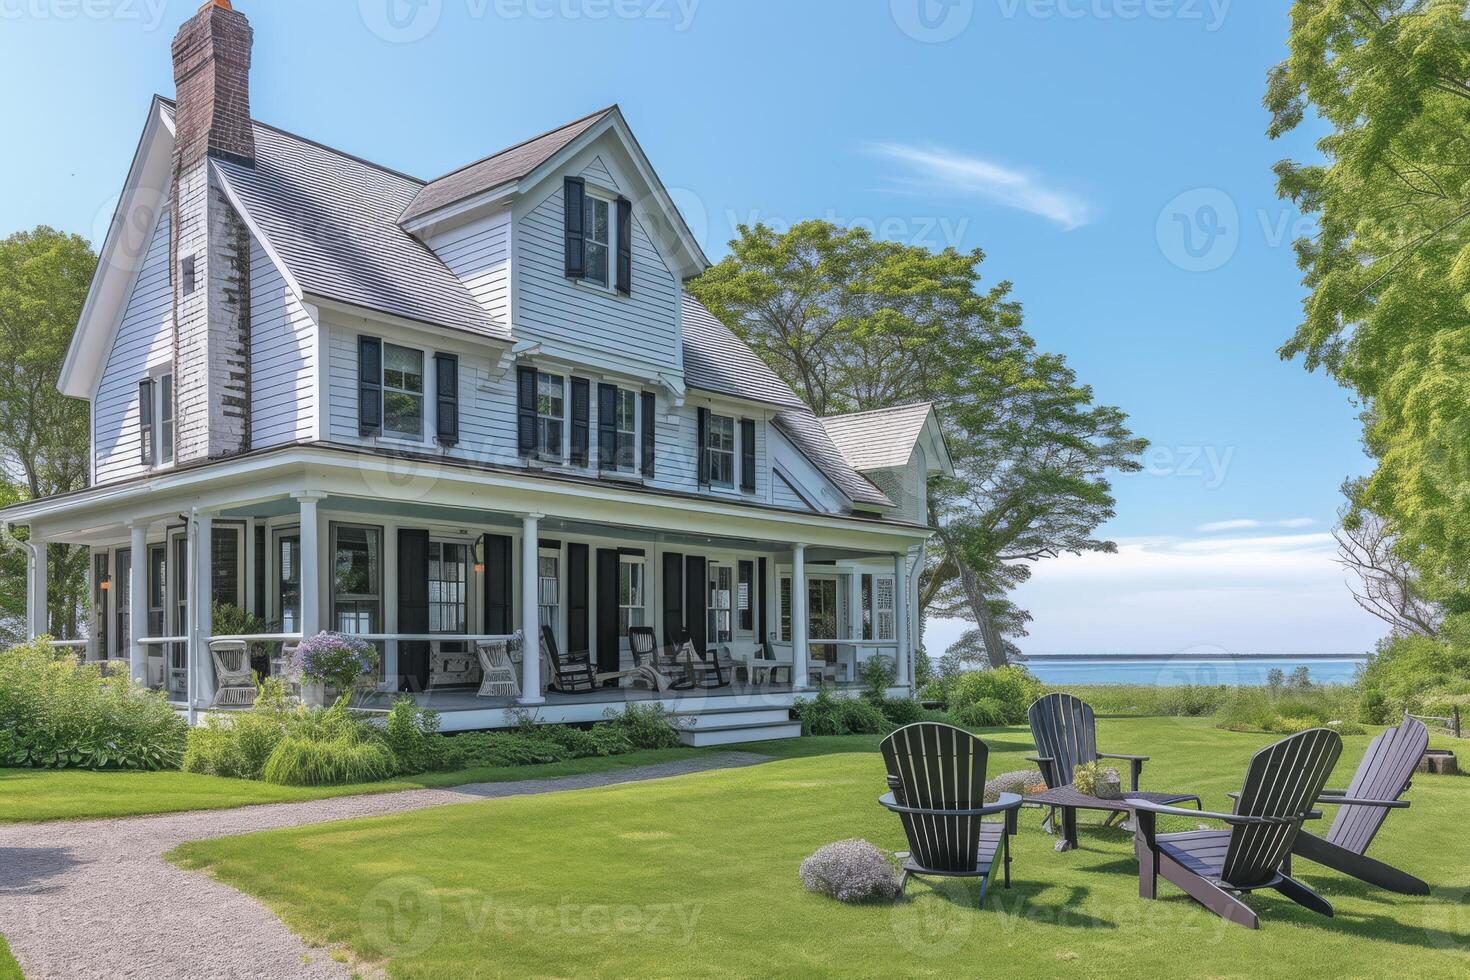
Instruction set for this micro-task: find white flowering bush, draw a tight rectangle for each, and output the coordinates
[799,839,901,903]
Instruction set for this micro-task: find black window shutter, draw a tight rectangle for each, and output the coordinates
[757,557,768,640]
[640,391,655,479]
[567,543,589,656]
[740,418,756,493]
[570,378,590,467]
[616,197,633,295]
[597,383,618,470]
[483,534,513,634]
[564,176,586,279]
[661,552,684,649]
[516,366,537,457]
[434,353,459,446]
[398,529,431,692]
[138,378,155,466]
[358,336,382,436]
[697,407,711,487]
[596,549,620,675]
[684,555,707,654]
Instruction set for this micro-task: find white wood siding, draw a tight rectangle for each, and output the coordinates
[93,210,173,485]
[769,427,847,515]
[513,172,681,376]
[428,209,511,327]
[249,237,316,447]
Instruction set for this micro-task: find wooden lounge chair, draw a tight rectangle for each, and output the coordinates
[626,626,673,693]
[1026,692,1201,847]
[1288,714,1430,895]
[541,626,643,694]
[1130,727,1343,929]
[879,721,1023,904]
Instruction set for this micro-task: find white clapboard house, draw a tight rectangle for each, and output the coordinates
[1,1,951,742]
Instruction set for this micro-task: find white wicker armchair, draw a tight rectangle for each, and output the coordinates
[209,640,258,707]
[476,641,520,699]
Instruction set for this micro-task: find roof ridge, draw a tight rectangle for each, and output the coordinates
[821,401,935,422]
[155,95,427,186]
[418,104,618,187]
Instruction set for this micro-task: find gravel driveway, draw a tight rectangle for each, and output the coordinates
[0,752,767,979]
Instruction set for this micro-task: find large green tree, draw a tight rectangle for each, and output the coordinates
[690,221,1144,666]
[1268,1,1470,603]
[0,227,96,642]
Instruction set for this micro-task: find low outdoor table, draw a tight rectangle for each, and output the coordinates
[1023,786,1202,852]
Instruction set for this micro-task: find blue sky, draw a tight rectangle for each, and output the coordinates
[0,0,1385,655]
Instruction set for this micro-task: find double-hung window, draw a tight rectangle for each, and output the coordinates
[382,344,425,439]
[618,555,646,636]
[538,551,560,630]
[615,389,638,471]
[537,373,565,462]
[707,414,736,488]
[583,194,611,287]
[157,373,174,464]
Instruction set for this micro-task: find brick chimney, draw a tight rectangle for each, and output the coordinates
[171,0,255,169]
[170,0,253,464]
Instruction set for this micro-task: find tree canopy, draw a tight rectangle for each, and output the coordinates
[1268,1,1470,602]
[690,220,1145,666]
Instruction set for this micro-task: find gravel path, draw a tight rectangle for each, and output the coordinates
[0,752,768,979]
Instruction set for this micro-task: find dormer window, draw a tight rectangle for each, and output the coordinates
[706,414,736,488]
[583,194,611,287]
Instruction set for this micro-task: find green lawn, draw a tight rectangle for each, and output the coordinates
[169,718,1470,978]
[0,936,19,980]
[0,748,709,823]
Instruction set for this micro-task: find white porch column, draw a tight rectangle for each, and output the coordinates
[193,514,215,709]
[519,513,545,705]
[129,523,148,685]
[894,551,911,692]
[296,493,323,637]
[25,537,47,639]
[791,543,809,690]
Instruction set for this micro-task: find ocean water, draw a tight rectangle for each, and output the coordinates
[1023,655,1369,687]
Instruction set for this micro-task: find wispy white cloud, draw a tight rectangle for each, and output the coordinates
[1195,517,1318,533]
[926,531,1383,658]
[866,142,1095,231]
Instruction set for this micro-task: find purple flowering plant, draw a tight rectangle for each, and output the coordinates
[292,631,379,692]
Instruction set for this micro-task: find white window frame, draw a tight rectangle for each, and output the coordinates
[150,369,175,468]
[618,554,646,637]
[381,342,427,441]
[875,575,896,642]
[538,546,561,633]
[707,561,734,647]
[581,190,615,290]
[615,388,639,473]
[536,372,566,463]
[706,413,736,489]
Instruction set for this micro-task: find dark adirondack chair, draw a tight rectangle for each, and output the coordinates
[627,626,677,693]
[879,722,1023,904]
[1130,727,1343,929]
[1290,714,1430,895]
[1028,692,1151,792]
[542,625,599,694]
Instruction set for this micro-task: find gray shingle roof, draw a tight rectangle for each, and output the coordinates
[200,112,511,340]
[772,410,894,509]
[680,294,806,410]
[821,403,936,471]
[399,107,615,225]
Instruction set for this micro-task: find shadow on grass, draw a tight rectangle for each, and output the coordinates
[898,877,1118,930]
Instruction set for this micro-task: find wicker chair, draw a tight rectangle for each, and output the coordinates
[209,639,258,707]
[476,641,520,699]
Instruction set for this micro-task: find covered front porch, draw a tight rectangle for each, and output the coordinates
[11,446,926,732]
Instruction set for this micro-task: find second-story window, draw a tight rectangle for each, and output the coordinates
[537,373,565,462]
[583,195,611,287]
[707,414,736,488]
[157,373,174,465]
[615,389,638,471]
[383,343,424,439]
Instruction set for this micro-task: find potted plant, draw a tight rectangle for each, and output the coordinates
[1072,761,1123,800]
[291,632,379,707]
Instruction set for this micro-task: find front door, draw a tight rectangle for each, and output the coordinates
[808,578,838,668]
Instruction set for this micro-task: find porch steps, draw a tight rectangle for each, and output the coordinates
[674,705,802,747]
